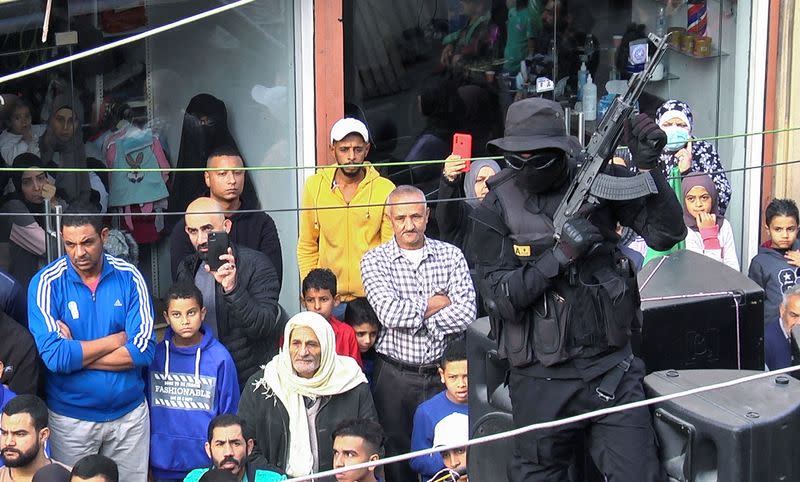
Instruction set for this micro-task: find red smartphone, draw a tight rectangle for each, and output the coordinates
[452,133,473,172]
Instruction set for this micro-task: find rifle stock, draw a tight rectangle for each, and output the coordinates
[553,32,671,239]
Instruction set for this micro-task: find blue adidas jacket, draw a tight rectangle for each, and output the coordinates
[148,326,240,480]
[28,253,155,422]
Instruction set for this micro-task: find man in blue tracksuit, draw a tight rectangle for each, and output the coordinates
[27,204,155,482]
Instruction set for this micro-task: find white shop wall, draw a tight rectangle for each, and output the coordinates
[632,0,751,270]
[148,0,300,312]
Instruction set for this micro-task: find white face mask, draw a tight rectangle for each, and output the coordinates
[661,125,691,151]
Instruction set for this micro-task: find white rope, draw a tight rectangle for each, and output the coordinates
[41,0,53,43]
[0,0,256,85]
[284,365,800,481]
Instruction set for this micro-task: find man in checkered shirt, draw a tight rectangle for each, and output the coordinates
[360,185,476,482]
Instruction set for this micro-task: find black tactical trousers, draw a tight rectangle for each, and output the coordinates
[507,357,664,482]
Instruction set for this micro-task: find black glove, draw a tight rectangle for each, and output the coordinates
[626,113,667,171]
[553,216,603,267]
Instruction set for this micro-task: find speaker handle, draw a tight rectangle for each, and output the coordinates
[486,350,511,412]
[653,408,696,481]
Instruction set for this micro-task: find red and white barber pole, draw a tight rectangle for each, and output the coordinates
[687,1,708,37]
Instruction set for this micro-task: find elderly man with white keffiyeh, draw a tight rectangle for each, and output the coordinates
[237,312,378,478]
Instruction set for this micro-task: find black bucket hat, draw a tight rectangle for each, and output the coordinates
[487,98,579,154]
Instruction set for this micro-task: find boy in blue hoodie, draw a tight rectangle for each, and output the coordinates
[748,198,800,327]
[409,339,468,481]
[148,281,240,482]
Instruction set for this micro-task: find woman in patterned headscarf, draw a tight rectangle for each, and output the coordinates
[655,99,732,215]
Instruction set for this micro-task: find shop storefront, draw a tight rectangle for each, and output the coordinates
[337,0,763,266]
[0,0,312,312]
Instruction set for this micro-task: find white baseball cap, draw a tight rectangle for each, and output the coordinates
[330,117,369,144]
[433,413,469,448]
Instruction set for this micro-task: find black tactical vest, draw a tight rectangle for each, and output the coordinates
[489,172,641,368]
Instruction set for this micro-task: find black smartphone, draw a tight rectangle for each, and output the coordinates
[206,231,229,271]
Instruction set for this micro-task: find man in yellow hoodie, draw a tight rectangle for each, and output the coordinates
[297,118,395,309]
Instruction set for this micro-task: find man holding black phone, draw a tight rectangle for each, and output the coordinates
[176,197,282,387]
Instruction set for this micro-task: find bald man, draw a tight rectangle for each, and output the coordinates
[175,197,282,386]
[169,147,283,288]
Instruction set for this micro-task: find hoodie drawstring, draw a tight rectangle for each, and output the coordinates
[367,178,374,220]
[313,169,325,231]
[194,347,201,384]
[164,338,202,384]
[164,339,170,378]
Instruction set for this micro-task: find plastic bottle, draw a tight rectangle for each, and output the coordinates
[597,93,615,121]
[583,74,597,121]
[577,62,588,102]
[656,6,667,38]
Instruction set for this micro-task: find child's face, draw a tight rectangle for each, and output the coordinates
[164,297,205,345]
[439,359,468,404]
[442,447,468,475]
[351,322,379,353]
[302,288,338,321]
[767,215,799,250]
[684,186,712,219]
[9,106,31,136]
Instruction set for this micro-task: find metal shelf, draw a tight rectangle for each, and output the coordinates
[668,45,729,59]
[650,73,680,82]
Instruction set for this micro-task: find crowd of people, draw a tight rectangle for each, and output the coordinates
[0,71,797,482]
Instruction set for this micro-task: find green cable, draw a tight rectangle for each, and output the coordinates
[2,125,798,173]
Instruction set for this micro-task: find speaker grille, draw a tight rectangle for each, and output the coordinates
[469,412,514,481]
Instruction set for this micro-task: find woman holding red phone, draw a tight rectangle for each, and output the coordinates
[436,152,501,258]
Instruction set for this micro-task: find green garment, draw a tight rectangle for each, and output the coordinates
[183,468,286,482]
[504,7,532,73]
[443,13,491,47]
[528,0,543,38]
[643,165,686,264]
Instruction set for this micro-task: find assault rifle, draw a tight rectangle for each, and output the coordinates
[552,33,671,240]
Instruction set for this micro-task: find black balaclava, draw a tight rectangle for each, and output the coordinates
[511,148,570,194]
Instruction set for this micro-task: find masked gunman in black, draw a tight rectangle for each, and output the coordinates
[470,98,685,481]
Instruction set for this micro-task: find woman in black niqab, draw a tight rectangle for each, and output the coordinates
[167,94,259,227]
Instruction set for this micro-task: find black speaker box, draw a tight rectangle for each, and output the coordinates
[466,316,514,481]
[644,369,800,481]
[638,250,764,372]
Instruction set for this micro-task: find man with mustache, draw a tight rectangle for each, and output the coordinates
[360,185,476,482]
[183,415,283,482]
[0,395,69,482]
[175,197,281,389]
[27,203,155,482]
[297,118,395,315]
